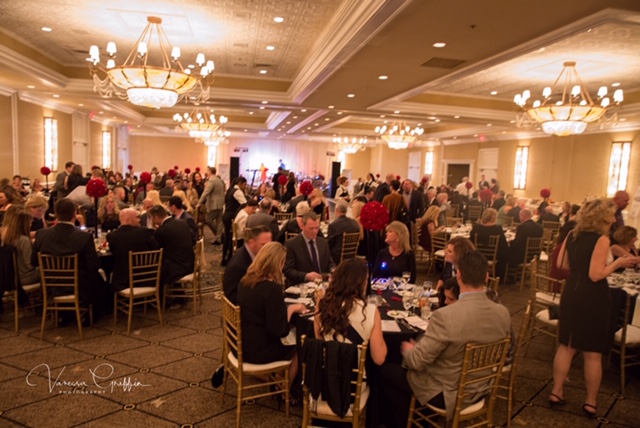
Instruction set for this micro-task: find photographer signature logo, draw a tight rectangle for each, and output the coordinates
[26,363,151,394]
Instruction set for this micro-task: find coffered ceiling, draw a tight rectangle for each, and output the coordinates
[1,0,640,146]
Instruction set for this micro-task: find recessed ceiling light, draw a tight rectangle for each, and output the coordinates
[435,119,440,123]
[301,109,307,112]
[328,105,334,109]
[274,17,284,23]
[99,111,104,114]
[52,94,60,98]
[537,47,546,53]
[314,123,319,126]
[307,127,311,130]
[487,123,492,127]
[266,45,275,51]
[324,118,330,121]
[509,120,516,124]
[474,134,478,137]
[41,27,52,32]
[259,70,267,74]
[188,64,195,69]
[378,75,388,80]
[453,136,457,140]
[337,112,343,115]
[347,94,355,98]
[394,110,400,114]
[78,103,84,107]
[433,42,446,48]
[490,91,498,95]
[244,129,248,132]
[502,131,506,134]
[261,100,268,104]
[612,82,621,87]
[620,118,627,122]
[249,111,254,115]
[27,85,35,89]
[286,121,291,124]
[454,115,460,119]
[124,121,128,124]
[417,123,422,126]
[259,106,265,109]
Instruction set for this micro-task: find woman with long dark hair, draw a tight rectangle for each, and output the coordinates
[1,211,40,285]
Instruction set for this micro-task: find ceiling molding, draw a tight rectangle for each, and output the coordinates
[0,44,68,89]
[95,100,147,123]
[266,111,291,130]
[0,83,17,96]
[287,109,328,133]
[392,101,516,122]
[18,91,77,114]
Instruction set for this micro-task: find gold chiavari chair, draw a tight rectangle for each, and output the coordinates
[475,235,500,278]
[339,232,361,262]
[525,273,565,356]
[164,239,204,315]
[611,291,640,396]
[274,212,293,222]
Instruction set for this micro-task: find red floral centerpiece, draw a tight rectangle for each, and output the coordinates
[421,177,428,184]
[40,166,51,192]
[360,201,389,232]
[174,165,179,170]
[167,169,177,178]
[278,174,288,186]
[465,181,473,190]
[299,180,314,196]
[86,178,107,237]
[396,175,401,181]
[540,188,551,199]
[139,171,152,184]
[184,167,191,175]
[480,188,494,204]
[127,164,133,171]
[195,167,201,173]
[376,174,380,179]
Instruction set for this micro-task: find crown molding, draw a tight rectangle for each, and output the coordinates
[0,83,17,97]
[18,91,77,114]
[0,44,68,89]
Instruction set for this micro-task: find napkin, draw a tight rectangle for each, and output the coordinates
[284,297,313,306]
[284,286,300,294]
[406,315,429,330]
[381,320,401,332]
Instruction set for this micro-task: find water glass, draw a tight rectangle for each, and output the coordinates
[421,305,431,320]
[423,281,434,296]
[299,283,308,299]
[401,271,411,288]
[402,293,413,311]
[367,294,380,307]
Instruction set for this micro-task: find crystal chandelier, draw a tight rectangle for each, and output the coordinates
[375,121,424,150]
[88,16,214,109]
[173,108,228,140]
[202,129,231,146]
[514,61,623,137]
[332,136,369,154]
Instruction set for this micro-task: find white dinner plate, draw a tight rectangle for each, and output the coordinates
[387,310,409,319]
[371,283,388,291]
[394,290,413,297]
[398,283,415,290]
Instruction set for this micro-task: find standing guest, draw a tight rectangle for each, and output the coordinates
[233,199,258,248]
[402,179,425,224]
[1,211,40,286]
[282,172,296,203]
[308,188,326,217]
[26,195,49,236]
[327,201,360,264]
[238,242,308,398]
[418,206,442,253]
[363,173,376,194]
[223,225,272,305]
[335,176,351,202]
[191,171,205,197]
[610,190,630,241]
[508,209,543,268]
[246,197,280,241]
[186,180,200,210]
[372,221,416,283]
[149,205,195,286]
[271,167,284,201]
[221,176,248,266]
[284,211,334,284]
[168,196,197,245]
[478,174,489,190]
[97,194,121,232]
[454,177,469,196]
[469,208,508,278]
[315,258,387,365]
[352,177,364,196]
[489,178,500,194]
[382,180,406,225]
[196,166,225,245]
[54,161,74,199]
[374,173,394,202]
[65,164,89,193]
[106,208,159,291]
[380,250,511,427]
[550,198,640,417]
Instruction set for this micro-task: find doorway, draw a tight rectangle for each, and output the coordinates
[447,164,470,187]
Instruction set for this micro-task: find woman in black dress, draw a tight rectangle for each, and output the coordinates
[372,221,416,283]
[237,242,307,387]
[550,198,640,417]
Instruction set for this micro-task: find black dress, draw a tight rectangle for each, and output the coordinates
[237,279,295,364]
[372,248,416,283]
[558,232,611,353]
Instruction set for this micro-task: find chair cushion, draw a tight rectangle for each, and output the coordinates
[226,351,291,372]
[22,283,41,292]
[117,287,156,297]
[536,309,558,326]
[177,273,194,283]
[314,384,370,417]
[539,252,549,262]
[426,397,485,416]
[614,324,640,346]
[434,250,445,258]
[52,295,76,303]
[535,292,559,305]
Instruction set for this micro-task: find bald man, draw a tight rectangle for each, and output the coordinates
[107,208,159,291]
[374,172,395,202]
[508,208,543,267]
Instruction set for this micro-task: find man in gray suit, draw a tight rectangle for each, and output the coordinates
[326,200,360,264]
[381,250,511,426]
[196,166,225,244]
[54,161,74,199]
[284,211,334,284]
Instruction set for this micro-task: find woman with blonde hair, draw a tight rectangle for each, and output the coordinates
[418,205,442,252]
[97,194,120,232]
[308,188,326,217]
[238,242,308,396]
[372,221,416,283]
[25,195,49,236]
[550,198,640,416]
[146,189,162,207]
[172,189,193,214]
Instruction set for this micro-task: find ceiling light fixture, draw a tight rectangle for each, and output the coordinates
[514,61,623,136]
[259,69,267,74]
[266,45,275,51]
[333,136,370,154]
[88,16,215,109]
[378,75,388,80]
[41,27,52,32]
[273,17,284,23]
[173,108,229,142]
[433,42,446,48]
[375,121,424,150]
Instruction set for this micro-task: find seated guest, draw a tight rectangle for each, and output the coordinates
[135,182,155,205]
[469,208,508,278]
[223,225,272,305]
[284,211,334,284]
[309,188,326,217]
[418,206,442,253]
[32,198,101,306]
[112,185,128,210]
[172,189,193,214]
[497,196,514,226]
[1,210,40,286]
[611,226,639,261]
[559,201,572,226]
[372,221,416,283]
[439,279,460,306]
[26,195,49,237]
[139,198,155,229]
[246,197,280,241]
[284,188,306,215]
[491,190,506,211]
[149,205,195,285]
[381,251,511,426]
[436,192,450,227]
[0,186,19,225]
[509,209,543,266]
[233,199,258,248]
[507,199,524,223]
[327,201,360,264]
[168,196,197,245]
[238,242,308,396]
[106,208,159,291]
[538,205,560,224]
[97,194,121,232]
[314,258,387,365]
[435,236,475,292]
[278,201,310,243]
[159,179,174,197]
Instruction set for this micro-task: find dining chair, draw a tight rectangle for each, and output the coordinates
[502,216,514,227]
[486,276,500,295]
[430,230,448,274]
[285,231,299,241]
[541,220,561,236]
[412,221,430,263]
[114,249,163,334]
[524,273,565,356]
[0,245,42,332]
[496,300,533,428]
[160,195,171,204]
[274,212,293,222]
[339,232,361,263]
[300,335,369,428]
[505,237,543,290]
[220,297,292,428]
[474,235,500,278]
[194,204,207,240]
[467,205,483,223]
[39,253,93,340]
[164,239,204,315]
[611,291,640,396]
[447,203,460,218]
[407,337,511,428]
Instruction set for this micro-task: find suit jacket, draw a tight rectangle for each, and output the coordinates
[509,219,543,265]
[197,175,225,211]
[538,212,560,224]
[382,193,405,223]
[491,197,506,211]
[405,190,425,223]
[159,186,173,197]
[153,217,195,284]
[327,216,360,264]
[54,170,69,197]
[223,245,253,305]
[106,225,160,291]
[284,233,334,284]
[32,223,99,304]
[176,211,198,245]
[373,182,390,202]
[403,292,511,419]
[246,211,279,241]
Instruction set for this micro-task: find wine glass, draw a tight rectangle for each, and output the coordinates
[401,271,411,289]
[299,283,308,299]
[423,281,433,296]
[391,277,401,292]
[313,277,322,289]
[402,293,413,313]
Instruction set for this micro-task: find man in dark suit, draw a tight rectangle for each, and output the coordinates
[374,173,394,202]
[537,206,560,224]
[246,197,279,240]
[53,161,74,200]
[506,199,523,224]
[159,178,174,197]
[491,190,506,211]
[149,205,195,285]
[509,209,543,266]
[223,225,272,304]
[478,174,489,191]
[168,196,197,245]
[106,208,159,291]
[327,201,360,264]
[402,179,425,223]
[284,212,335,284]
[32,198,101,306]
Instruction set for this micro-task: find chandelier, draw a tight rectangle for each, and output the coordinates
[202,129,231,146]
[332,136,369,154]
[173,108,228,140]
[88,16,214,109]
[375,121,424,150]
[514,61,623,137]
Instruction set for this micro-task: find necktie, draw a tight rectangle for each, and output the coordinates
[309,240,321,273]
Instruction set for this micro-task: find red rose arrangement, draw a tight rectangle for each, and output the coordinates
[127,164,133,171]
[40,166,51,176]
[480,188,494,203]
[174,165,179,170]
[278,175,288,185]
[184,167,191,174]
[360,201,390,232]
[91,165,100,171]
[465,181,473,190]
[167,169,177,178]
[376,174,380,179]
[299,180,314,196]
[540,188,551,199]
[195,167,201,173]
[396,175,401,180]
[86,178,107,198]
[421,177,428,184]
[139,172,152,184]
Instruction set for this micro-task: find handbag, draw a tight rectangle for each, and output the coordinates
[211,365,225,388]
